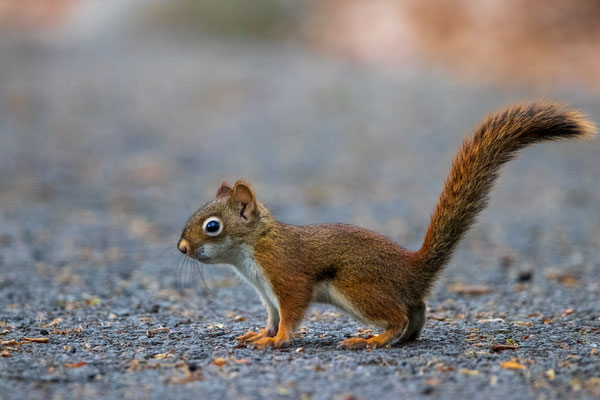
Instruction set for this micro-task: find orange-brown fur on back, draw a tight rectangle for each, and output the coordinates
[178,102,596,350]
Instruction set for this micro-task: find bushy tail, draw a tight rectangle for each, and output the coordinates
[416,102,596,283]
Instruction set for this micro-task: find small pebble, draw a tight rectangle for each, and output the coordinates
[518,271,533,282]
[499,255,514,269]
[422,386,435,395]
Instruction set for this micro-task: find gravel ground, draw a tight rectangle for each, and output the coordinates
[0,26,599,400]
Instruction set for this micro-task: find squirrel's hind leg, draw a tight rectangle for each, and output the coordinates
[338,303,425,349]
[398,302,426,343]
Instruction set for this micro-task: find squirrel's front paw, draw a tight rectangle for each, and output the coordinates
[236,330,262,344]
[249,336,287,349]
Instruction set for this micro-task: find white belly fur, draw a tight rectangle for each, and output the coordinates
[312,281,371,325]
[230,244,279,311]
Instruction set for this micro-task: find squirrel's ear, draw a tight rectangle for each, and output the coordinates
[230,180,257,221]
[216,182,233,199]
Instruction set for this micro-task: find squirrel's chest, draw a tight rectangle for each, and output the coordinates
[231,245,278,307]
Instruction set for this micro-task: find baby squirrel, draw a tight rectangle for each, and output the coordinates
[177,102,596,350]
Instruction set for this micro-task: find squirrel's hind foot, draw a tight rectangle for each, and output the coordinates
[338,335,391,350]
[338,337,375,350]
[339,324,409,350]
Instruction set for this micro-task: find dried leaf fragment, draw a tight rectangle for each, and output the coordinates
[450,284,492,295]
[86,297,101,306]
[425,378,440,386]
[170,371,204,384]
[435,362,454,372]
[491,344,519,352]
[588,377,600,386]
[212,358,227,366]
[511,321,534,326]
[154,351,174,360]
[64,362,86,368]
[127,359,161,371]
[225,312,246,322]
[355,328,373,338]
[546,369,556,381]
[459,368,479,376]
[1,350,10,357]
[478,318,504,323]
[23,337,49,343]
[546,271,580,287]
[500,361,526,370]
[40,318,63,328]
[166,365,204,385]
[428,313,447,321]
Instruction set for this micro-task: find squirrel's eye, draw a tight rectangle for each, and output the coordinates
[202,217,223,236]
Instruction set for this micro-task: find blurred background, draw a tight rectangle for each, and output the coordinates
[2,3,600,397]
[1,0,599,305]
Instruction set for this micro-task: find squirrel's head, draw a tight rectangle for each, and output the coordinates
[177,180,273,264]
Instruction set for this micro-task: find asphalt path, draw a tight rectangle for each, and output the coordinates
[0,29,599,399]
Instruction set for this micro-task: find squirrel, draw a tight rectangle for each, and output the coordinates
[177,102,596,350]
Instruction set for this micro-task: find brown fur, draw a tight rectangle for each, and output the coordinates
[178,102,596,350]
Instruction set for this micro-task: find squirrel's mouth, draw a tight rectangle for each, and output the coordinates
[196,254,212,263]
[195,248,214,263]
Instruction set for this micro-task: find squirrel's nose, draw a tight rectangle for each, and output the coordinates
[178,239,191,255]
